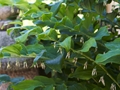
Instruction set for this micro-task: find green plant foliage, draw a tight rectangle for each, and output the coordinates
[59,36,72,52]
[95,49,120,64]
[45,54,63,73]
[67,83,87,90]
[69,67,93,80]
[80,38,97,52]
[0,0,120,90]
[0,74,11,83]
[12,80,44,90]
[117,74,120,84]
[56,84,67,90]
[37,28,58,41]
[105,38,120,50]
[94,26,110,40]
[0,44,22,57]
[33,76,55,85]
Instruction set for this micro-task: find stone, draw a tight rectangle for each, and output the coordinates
[0,31,14,46]
[0,31,40,90]
[0,6,19,20]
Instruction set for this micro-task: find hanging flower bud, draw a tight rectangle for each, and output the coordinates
[53,87,55,90]
[71,68,74,73]
[7,61,11,69]
[77,78,79,81]
[66,51,70,59]
[110,83,116,90]
[17,9,19,13]
[83,61,88,69]
[73,57,78,66]
[92,17,95,21]
[80,37,84,43]
[11,7,14,13]
[99,76,105,86]
[54,42,56,48]
[86,13,89,17]
[0,61,1,69]
[41,63,45,69]
[103,52,106,54]
[57,47,62,54]
[102,22,105,26]
[75,34,77,39]
[34,63,39,68]
[15,60,20,67]
[107,24,111,29]
[103,0,108,6]
[112,28,115,33]
[23,61,28,68]
[92,68,97,76]
[52,70,57,77]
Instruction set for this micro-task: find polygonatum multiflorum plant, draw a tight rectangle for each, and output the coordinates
[0,0,120,90]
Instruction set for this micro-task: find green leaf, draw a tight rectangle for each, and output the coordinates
[11,0,21,4]
[57,1,79,20]
[94,26,110,40]
[93,87,103,90]
[45,54,63,72]
[15,32,28,42]
[34,76,55,85]
[105,38,120,50]
[107,11,117,21]
[66,2,79,20]
[68,83,87,90]
[26,44,45,54]
[50,2,61,15]
[117,74,120,84]
[42,12,53,21]
[0,74,11,83]
[80,38,97,52]
[14,3,30,11]
[82,13,97,29]
[43,85,54,90]
[1,44,22,55]
[11,77,25,84]
[69,67,92,80]
[56,83,67,90]
[95,3,105,15]
[12,80,44,90]
[44,46,60,60]
[9,20,22,25]
[59,36,72,52]
[81,0,92,10]
[20,44,28,55]
[55,16,73,30]
[0,0,12,5]
[7,26,22,35]
[95,49,120,64]
[0,52,3,58]
[31,11,45,18]
[33,50,46,63]
[57,2,66,17]
[83,83,104,90]
[15,26,43,42]
[37,28,58,41]
[34,19,55,28]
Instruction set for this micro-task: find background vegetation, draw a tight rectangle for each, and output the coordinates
[0,0,120,90]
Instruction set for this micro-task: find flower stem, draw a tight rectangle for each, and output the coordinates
[73,50,120,88]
